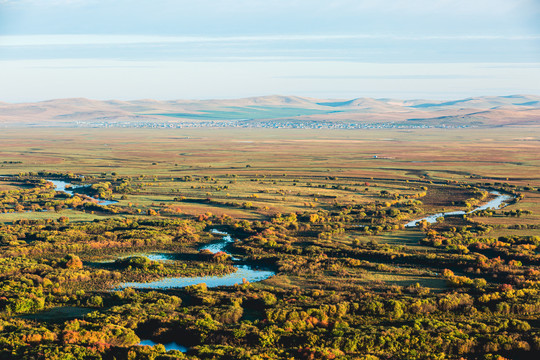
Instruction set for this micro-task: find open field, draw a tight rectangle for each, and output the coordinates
[1,126,539,181]
[0,125,539,359]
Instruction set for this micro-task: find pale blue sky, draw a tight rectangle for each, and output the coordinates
[0,0,539,101]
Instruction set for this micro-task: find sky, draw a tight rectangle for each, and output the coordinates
[0,0,539,102]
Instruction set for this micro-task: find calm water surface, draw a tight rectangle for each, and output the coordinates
[117,229,275,290]
[49,179,118,205]
[138,339,188,352]
[405,190,514,227]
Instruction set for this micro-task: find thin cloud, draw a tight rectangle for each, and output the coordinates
[1,34,539,47]
[0,0,88,4]
[278,75,490,80]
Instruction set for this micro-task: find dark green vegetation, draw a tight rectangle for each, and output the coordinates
[0,127,539,359]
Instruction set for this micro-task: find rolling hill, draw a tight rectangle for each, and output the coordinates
[0,95,539,128]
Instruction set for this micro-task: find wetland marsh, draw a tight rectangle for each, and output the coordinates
[0,127,539,359]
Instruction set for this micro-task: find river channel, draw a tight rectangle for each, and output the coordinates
[48,179,118,206]
[51,179,275,352]
[50,179,513,352]
[51,179,275,289]
[405,190,514,227]
[117,229,275,290]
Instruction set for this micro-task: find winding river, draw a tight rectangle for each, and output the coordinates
[47,179,515,352]
[405,190,514,227]
[50,179,275,352]
[116,230,275,352]
[51,179,275,289]
[49,179,118,206]
[117,229,275,290]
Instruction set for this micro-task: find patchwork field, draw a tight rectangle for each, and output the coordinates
[0,125,539,359]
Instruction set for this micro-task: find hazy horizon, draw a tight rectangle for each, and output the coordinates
[2,93,540,105]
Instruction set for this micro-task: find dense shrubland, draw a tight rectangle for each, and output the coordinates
[0,174,538,359]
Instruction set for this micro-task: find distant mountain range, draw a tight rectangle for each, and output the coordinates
[1,95,539,128]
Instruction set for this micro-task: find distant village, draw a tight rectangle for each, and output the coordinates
[72,120,471,130]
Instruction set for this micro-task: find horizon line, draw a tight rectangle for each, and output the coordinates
[1,93,539,105]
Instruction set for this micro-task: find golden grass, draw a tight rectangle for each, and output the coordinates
[1,126,538,225]
[0,127,538,186]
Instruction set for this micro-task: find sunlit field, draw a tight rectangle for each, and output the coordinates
[0,125,539,359]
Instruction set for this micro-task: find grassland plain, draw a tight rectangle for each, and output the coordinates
[0,126,539,359]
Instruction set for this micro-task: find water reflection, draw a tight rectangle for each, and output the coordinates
[138,339,188,352]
